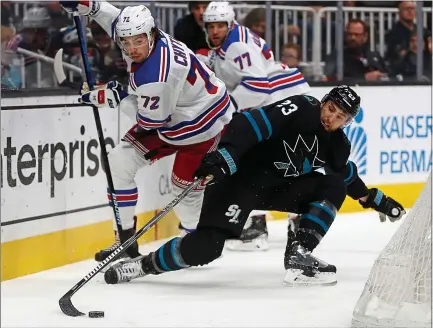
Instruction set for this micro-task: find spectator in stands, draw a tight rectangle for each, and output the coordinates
[244,7,300,41]
[281,43,301,68]
[386,1,431,70]
[174,1,209,53]
[1,1,15,43]
[324,19,388,81]
[6,7,57,88]
[243,7,300,58]
[89,20,127,85]
[1,1,20,89]
[243,8,267,39]
[392,32,432,81]
[45,1,72,30]
[281,42,314,79]
[55,24,96,84]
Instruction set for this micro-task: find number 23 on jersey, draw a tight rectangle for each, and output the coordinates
[277,99,298,115]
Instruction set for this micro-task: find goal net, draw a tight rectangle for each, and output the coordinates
[352,172,432,328]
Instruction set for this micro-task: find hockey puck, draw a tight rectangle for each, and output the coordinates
[88,311,104,318]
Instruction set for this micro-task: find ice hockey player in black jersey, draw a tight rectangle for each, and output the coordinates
[104,85,406,286]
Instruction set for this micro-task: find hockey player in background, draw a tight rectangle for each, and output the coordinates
[104,86,406,286]
[199,1,311,251]
[60,0,236,262]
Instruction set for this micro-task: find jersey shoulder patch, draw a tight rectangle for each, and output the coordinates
[221,24,249,53]
[129,37,171,91]
[302,95,321,106]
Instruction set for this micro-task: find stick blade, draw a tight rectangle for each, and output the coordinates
[54,48,67,85]
[59,295,85,317]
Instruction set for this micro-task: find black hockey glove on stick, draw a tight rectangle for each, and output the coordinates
[194,148,237,184]
[359,188,406,222]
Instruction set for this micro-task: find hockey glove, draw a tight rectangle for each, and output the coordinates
[80,81,128,109]
[359,188,406,222]
[194,148,237,184]
[59,0,99,16]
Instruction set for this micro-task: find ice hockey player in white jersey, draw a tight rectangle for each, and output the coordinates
[59,0,236,262]
[201,1,310,252]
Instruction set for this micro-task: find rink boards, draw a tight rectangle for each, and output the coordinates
[1,86,431,281]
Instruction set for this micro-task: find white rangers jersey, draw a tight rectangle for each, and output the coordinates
[90,1,234,146]
[209,23,310,111]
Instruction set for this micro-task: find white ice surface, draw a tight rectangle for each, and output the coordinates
[1,211,403,327]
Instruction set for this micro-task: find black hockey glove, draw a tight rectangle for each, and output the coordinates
[359,188,406,222]
[194,148,237,184]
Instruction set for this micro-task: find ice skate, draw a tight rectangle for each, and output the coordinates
[283,240,337,286]
[95,217,141,273]
[225,215,269,251]
[95,230,125,262]
[104,255,147,284]
[104,252,162,284]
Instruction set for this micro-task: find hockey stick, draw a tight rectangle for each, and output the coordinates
[53,48,83,90]
[71,13,125,240]
[59,178,204,317]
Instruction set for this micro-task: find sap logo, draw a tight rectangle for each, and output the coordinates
[344,107,367,175]
[225,204,241,224]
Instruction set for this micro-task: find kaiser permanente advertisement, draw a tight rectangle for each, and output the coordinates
[310,86,432,185]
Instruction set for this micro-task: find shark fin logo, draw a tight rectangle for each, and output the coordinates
[274,135,325,177]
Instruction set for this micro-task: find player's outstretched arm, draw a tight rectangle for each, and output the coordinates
[60,0,121,39]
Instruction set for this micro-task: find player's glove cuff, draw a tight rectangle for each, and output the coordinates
[80,81,128,108]
[193,148,237,184]
[60,0,100,16]
[359,188,406,222]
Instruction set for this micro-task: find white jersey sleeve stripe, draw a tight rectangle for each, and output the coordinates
[158,92,230,141]
[240,26,245,43]
[269,72,307,92]
[137,112,171,129]
[158,46,170,82]
[129,72,138,91]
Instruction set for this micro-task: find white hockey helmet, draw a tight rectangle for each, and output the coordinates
[115,5,156,57]
[203,1,235,26]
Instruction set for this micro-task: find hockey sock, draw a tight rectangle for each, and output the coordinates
[107,186,138,230]
[150,237,190,273]
[296,200,337,251]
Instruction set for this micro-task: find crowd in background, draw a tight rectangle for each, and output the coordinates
[1,0,432,89]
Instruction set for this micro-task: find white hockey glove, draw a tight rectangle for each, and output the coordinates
[80,81,127,109]
[59,0,100,16]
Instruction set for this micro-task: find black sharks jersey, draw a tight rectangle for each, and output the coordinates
[218,94,368,198]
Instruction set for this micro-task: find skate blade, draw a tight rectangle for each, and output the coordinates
[283,269,337,287]
[225,236,269,252]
